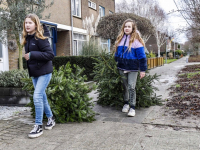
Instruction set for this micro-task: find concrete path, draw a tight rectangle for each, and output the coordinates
[1,57,200,150]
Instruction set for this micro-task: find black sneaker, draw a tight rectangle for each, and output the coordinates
[28,125,43,138]
[45,117,55,130]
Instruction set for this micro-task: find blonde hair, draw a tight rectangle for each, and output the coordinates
[115,19,145,52]
[21,14,47,45]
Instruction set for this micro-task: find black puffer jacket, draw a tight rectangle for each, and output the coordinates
[25,24,54,77]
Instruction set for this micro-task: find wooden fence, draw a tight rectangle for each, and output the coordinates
[147,57,164,69]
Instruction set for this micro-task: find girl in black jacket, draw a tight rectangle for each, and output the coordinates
[22,14,55,138]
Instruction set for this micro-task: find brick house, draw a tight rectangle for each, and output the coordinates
[0,0,115,71]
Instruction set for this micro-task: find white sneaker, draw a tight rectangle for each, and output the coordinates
[45,117,55,130]
[122,104,130,113]
[28,125,43,138]
[128,108,135,117]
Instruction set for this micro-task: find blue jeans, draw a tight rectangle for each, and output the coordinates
[32,73,53,125]
[119,70,138,107]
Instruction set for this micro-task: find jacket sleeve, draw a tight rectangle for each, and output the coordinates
[134,40,147,71]
[30,38,54,61]
[135,47,147,71]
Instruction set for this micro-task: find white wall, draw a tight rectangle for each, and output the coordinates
[0,42,9,72]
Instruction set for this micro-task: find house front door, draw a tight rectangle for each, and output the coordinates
[0,42,9,72]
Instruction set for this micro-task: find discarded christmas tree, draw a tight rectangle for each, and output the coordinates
[92,52,162,108]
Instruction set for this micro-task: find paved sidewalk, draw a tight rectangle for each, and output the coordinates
[1,57,200,150]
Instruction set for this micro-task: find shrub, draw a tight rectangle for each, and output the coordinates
[22,62,96,123]
[147,51,156,58]
[0,70,29,87]
[92,52,162,108]
[176,50,182,55]
[97,13,154,45]
[168,52,173,59]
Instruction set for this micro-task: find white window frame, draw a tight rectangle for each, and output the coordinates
[109,10,113,14]
[72,0,81,18]
[88,1,96,10]
[0,42,2,59]
[73,33,87,56]
[99,5,105,18]
[100,38,109,51]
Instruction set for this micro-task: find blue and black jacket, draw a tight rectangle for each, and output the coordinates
[114,34,147,72]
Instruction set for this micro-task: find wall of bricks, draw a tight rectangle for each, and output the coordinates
[73,0,115,29]
[8,48,26,70]
[42,0,71,26]
[56,30,71,56]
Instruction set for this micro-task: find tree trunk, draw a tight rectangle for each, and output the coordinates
[15,33,23,70]
[18,44,23,70]
[157,46,161,57]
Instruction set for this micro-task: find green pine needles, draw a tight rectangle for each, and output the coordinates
[22,62,96,123]
[92,52,162,108]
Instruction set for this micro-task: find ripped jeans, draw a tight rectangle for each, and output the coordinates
[119,70,138,107]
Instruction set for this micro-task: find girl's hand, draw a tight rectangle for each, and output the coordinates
[140,72,145,79]
[24,53,30,61]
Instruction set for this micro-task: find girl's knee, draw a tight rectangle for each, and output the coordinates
[33,92,43,103]
[128,84,135,90]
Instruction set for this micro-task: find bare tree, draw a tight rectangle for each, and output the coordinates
[149,4,168,57]
[185,28,200,55]
[182,40,193,54]
[172,0,200,45]
[173,0,200,31]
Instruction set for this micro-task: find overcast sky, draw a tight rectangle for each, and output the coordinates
[115,0,188,44]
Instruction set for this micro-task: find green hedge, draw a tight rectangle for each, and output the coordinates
[22,56,98,81]
[0,70,29,87]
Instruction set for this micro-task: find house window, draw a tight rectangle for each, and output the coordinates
[101,38,109,51]
[72,0,81,17]
[99,6,105,18]
[88,1,96,10]
[73,33,86,56]
[109,11,113,14]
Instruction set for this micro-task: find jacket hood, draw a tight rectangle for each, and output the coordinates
[43,24,50,37]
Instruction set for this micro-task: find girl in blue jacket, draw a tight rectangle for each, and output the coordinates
[22,14,55,138]
[114,19,147,117]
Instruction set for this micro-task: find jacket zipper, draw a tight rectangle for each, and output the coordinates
[122,35,128,58]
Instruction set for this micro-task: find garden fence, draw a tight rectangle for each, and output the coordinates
[147,57,164,69]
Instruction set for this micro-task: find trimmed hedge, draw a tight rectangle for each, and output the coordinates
[22,56,98,81]
[0,70,29,87]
